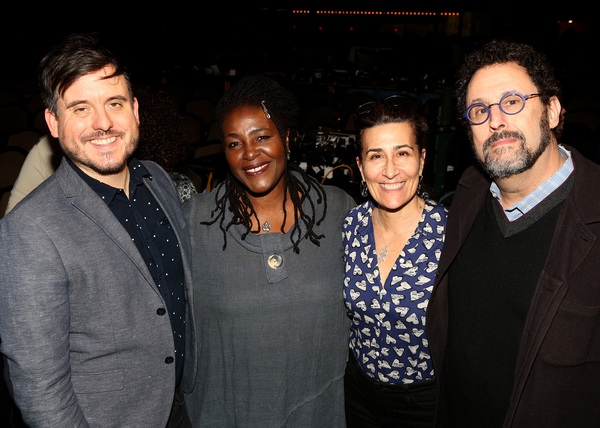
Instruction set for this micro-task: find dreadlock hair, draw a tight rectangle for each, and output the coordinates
[204,74,328,253]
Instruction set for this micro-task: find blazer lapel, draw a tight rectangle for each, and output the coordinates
[509,149,600,423]
[438,166,489,277]
[54,159,160,294]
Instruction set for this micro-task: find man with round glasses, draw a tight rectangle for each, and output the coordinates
[464,92,540,125]
[428,39,600,427]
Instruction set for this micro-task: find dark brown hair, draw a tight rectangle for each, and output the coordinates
[455,39,562,132]
[39,33,133,115]
[354,95,429,159]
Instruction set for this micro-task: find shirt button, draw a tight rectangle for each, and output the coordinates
[156,308,166,316]
[165,356,174,364]
[267,254,283,269]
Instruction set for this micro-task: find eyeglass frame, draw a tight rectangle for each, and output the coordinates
[463,92,542,125]
[355,94,418,118]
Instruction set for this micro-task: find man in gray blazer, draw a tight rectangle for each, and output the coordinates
[0,33,196,427]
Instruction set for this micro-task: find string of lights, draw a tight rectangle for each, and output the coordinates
[292,10,460,16]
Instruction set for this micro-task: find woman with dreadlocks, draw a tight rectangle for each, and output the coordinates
[183,75,355,427]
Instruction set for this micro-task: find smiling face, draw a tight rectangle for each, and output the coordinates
[357,122,425,212]
[466,62,560,180]
[222,105,289,198]
[45,65,139,184]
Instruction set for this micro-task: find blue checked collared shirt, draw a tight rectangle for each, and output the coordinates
[490,145,574,222]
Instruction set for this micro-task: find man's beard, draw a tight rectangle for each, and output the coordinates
[61,130,138,176]
[476,114,552,180]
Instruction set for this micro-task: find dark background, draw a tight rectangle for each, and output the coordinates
[2,5,599,199]
[1,4,599,424]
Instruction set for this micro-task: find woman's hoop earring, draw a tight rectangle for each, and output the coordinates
[360,181,369,198]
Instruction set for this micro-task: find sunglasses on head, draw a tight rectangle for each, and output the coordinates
[355,94,417,118]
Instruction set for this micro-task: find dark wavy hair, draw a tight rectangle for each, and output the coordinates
[39,33,133,116]
[134,86,191,172]
[205,74,327,253]
[455,39,562,133]
[354,95,429,159]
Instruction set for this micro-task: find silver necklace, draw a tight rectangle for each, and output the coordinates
[257,208,283,232]
[375,203,422,262]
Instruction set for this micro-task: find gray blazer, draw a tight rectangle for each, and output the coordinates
[0,158,197,428]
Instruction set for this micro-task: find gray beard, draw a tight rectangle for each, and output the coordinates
[476,115,552,180]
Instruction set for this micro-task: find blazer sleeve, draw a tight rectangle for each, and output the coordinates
[0,214,90,428]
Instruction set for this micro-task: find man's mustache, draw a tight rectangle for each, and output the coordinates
[81,131,125,142]
[483,130,524,151]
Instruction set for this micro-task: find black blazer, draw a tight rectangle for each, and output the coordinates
[428,145,600,427]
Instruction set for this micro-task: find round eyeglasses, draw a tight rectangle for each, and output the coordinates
[464,92,541,125]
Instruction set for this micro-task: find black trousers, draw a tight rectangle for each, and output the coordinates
[166,384,192,428]
[344,352,435,428]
